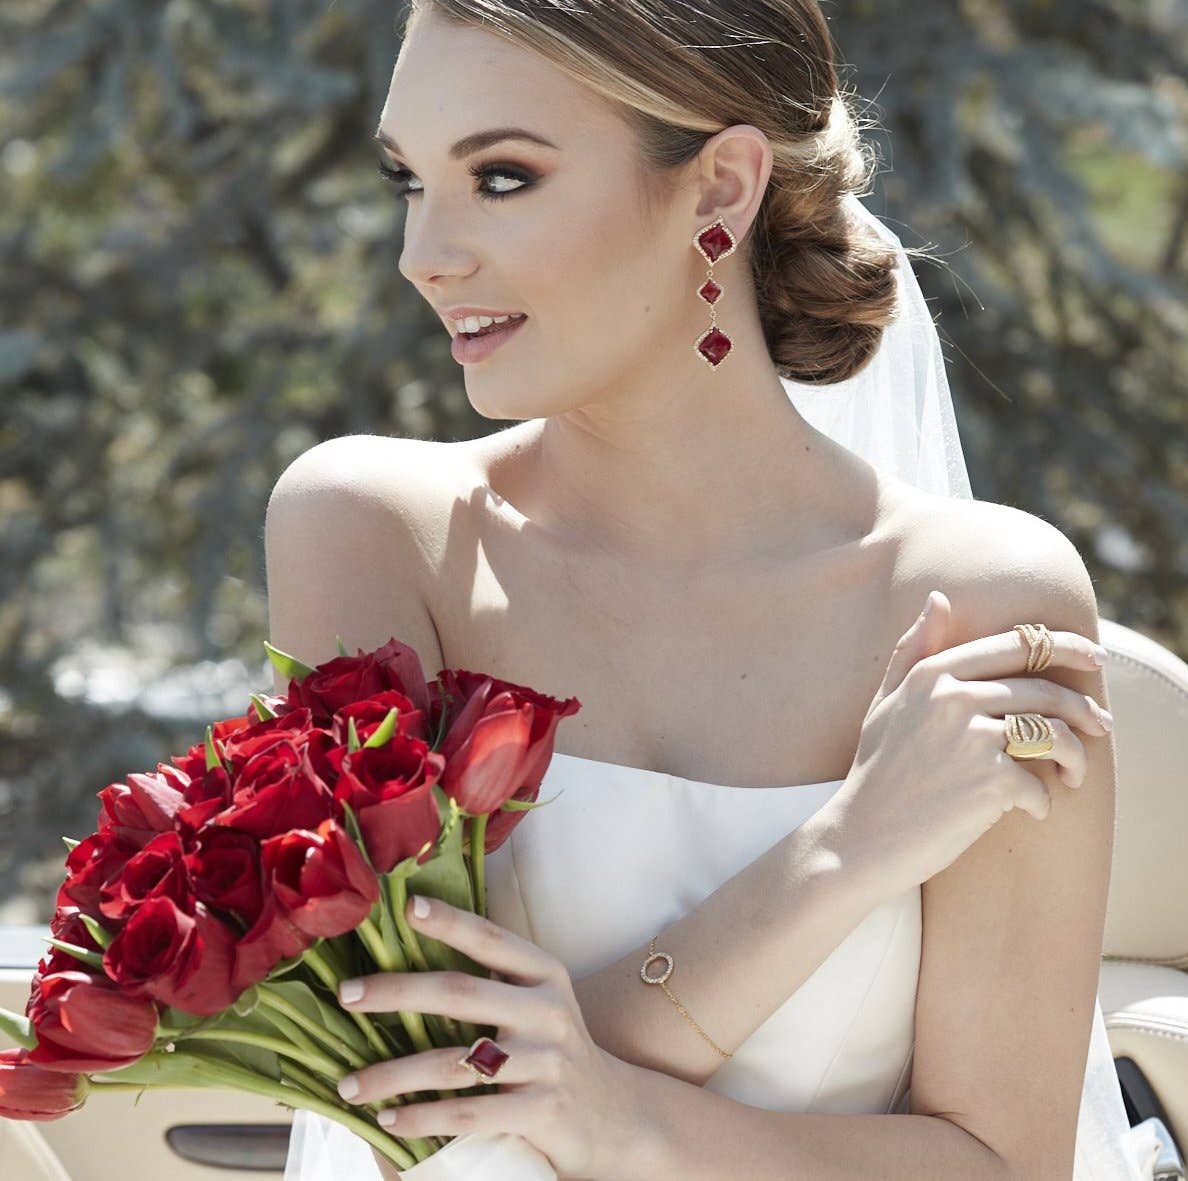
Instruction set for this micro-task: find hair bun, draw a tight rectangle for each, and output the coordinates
[753,95,901,384]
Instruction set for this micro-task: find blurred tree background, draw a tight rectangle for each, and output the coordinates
[1,0,1185,922]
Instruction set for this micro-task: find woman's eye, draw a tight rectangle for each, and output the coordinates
[375,160,534,203]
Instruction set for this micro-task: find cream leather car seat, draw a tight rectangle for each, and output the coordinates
[1098,616,1188,1175]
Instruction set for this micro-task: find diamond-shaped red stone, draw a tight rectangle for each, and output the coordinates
[464,1037,509,1077]
[697,327,733,365]
[696,222,735,263]
[698,278,722,304]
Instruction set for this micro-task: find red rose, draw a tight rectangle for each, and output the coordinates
[97,765,189,849]
[0,1048,88,1120]
[331,737,446,873]
[231,892,314,993]
[212,740,338,840]
[430,670,581,848]
[98,830,191,922]
[330,688,431,746]
[263,819,380,937]
[215,709,316,775]
[288,637,432,721]
[26,969,158,1073]
[184,827,265,925]
[102,895,240,1016]
[56,829,139,916]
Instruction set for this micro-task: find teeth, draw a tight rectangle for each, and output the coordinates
[452,313,525,334]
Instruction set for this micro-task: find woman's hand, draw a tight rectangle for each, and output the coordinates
[334,894,646,1181]
[826,589,1113,896]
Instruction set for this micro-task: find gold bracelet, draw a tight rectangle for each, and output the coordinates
[640,935,733,1060]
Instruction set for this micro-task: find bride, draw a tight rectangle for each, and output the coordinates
[270,1,1155,1177]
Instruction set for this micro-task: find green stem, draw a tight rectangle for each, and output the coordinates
[278,1059,344,1108]
[303,944,392,1059]
[107,1051,422,1169]
[470,813,489,918]
[179,1028,346,1081]
[256,986,369,1070]
[387,875,430,972]
[357,917,436,1054]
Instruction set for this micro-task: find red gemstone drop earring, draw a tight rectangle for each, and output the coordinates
[692,216,738,368]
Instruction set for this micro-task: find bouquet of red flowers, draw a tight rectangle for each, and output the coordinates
[0,636,579,1178]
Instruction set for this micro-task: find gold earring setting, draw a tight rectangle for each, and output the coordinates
[692,217,737,368]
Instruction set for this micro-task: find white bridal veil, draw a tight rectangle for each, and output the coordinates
[283,194,1158,1179]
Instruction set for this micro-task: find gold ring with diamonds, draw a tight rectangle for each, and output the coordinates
[1004,712,1056,759]
[1013,622,1054,672]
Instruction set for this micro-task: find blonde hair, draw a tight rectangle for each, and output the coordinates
[405,0,914,384]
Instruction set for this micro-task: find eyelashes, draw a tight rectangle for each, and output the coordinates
[375,159,536,203]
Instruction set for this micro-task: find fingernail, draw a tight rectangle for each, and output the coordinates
[338,1074,360,1100]
[922,592,936,619]
[339,978,364,1004]
[378,1108,398,1128]
[1099,709,1113,732]
[412,894,430,919]
[1092,645,1108,665]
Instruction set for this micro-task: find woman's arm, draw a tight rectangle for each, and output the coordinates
[608,513,1116,1181]
[570,800,887,1086]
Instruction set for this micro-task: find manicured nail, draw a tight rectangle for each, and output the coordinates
[1099,709,1114,731]
[412,894,430,919]
[378,1108,398,1128]
[337,1074,359,1100]
[339,978,364,1004]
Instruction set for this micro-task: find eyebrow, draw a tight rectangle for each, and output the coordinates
[372,125,562,162]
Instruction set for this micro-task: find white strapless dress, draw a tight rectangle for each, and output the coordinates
[285,751,1156,1180]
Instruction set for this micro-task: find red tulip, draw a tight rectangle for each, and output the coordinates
[0,1048,88,1120]
[26,970,157,1073]
[431,670,581,849]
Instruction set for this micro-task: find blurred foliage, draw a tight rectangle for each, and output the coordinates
[0,0,1185,918]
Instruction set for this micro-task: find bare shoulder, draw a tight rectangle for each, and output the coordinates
[885,481,1101,647]
[264,433,471,692]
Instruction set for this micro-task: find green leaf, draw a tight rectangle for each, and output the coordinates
[44,937,105,971]
[62,836,80,852]
[347,717,361,753]
[336,635,350,656]
[232,984,260,1018]
[339,800,375,872]
[0,1006,37,1050]
[262,641,315,682]
[362,706,400,749]
[249,693,278,721]
[204,725,223,772]
[78,913,115,949]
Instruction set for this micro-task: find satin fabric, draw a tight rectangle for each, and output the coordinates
[285,750,1154,1178]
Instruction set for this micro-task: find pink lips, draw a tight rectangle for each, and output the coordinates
[450,314,528,363]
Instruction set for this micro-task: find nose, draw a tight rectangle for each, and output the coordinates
[397,206,478,289]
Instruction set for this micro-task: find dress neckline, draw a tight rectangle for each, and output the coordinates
[548,750,847,793]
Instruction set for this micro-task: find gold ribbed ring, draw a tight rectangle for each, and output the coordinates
[1004,711,1056,759]
[1013,622,1054,672]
